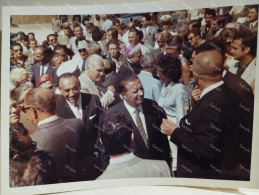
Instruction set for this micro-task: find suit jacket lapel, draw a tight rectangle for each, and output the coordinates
[142,100,154,147]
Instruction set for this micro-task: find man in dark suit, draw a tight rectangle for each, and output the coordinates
[99,75,172,173]
[161,49,252,180]
[32,45,58,86]
[24,87,88,182]
[200,9,216,40]
[55,73,102,154]
[105,45,143,91]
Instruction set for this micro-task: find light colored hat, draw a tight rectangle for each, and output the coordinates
[77,40,88,50]
[56,60,78,77]
[160,15,173,23]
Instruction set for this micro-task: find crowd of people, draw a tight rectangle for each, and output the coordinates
[9,5,257,186]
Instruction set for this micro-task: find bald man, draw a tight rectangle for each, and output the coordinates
[24,87,88,182]
[160,49,251,180]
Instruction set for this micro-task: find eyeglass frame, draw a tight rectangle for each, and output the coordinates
[18,141,37,153]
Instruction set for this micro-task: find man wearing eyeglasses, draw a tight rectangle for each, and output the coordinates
[186,29,205,47]
[24,87,89,182]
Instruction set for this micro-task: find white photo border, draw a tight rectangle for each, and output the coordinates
[2,0,259,194]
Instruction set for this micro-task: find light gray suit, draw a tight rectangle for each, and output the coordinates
[30,117,88,182]
[78,72,114,108]
[141,26,158,47]
[96,154,171,180]
[229,58,256,85]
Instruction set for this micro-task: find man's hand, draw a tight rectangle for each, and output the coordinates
[160,119,178,136]
[191,85,202,107]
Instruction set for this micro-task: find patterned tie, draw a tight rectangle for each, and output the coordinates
[41,66,44,76]
[95,83,103,98]
[135,108,148,149]
[74,102,82,120]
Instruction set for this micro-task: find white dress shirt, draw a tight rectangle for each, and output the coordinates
[123,100,148,138]
[40,63,50,76]
[200,81,224,99]
[66,94,83,118]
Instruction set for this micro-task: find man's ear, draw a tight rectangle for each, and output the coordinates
[244,47,251,54]
[121,92,126,99]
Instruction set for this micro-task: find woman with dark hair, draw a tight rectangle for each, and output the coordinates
[157,54,188,125]
[157,54,189,174]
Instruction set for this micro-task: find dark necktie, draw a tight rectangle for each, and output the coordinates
[236,63,246,77]
[41,66,44,76]
[135,108,148,149]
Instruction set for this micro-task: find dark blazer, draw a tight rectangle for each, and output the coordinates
[99,99,172,171]
[170,83,252,180]
[105,60,142,91]
[30,117,88,182]
[32,63,58,86]
[55,93,102,154]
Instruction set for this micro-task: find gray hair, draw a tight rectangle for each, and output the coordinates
[127,45,142,58]
[11,82,34,103]
[86,41,102,55]
[10,68,28,87]
[85,54,104,69]
[140,53,155,69]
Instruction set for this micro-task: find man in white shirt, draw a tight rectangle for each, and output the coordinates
[97,113,171,179]
[32,46,57,86]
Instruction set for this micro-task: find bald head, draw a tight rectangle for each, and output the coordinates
[25,87,56,113]
[193,50,224,77]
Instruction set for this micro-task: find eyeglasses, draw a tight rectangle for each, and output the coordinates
[19,141,37,153]
[14,49,23,52]
[21,106,33,113]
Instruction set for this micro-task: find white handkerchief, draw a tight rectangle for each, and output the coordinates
[89,115,96,120]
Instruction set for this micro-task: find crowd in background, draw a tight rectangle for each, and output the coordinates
[9,4,257,186]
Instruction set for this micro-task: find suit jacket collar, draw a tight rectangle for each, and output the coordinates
[37,117,64,129]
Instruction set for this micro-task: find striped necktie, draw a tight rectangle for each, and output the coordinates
[135,108,148,149]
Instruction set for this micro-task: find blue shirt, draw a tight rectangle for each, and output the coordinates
[137,71,161,102]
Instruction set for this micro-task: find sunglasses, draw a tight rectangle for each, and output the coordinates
[19,141,37,153]
[14,49,23,52]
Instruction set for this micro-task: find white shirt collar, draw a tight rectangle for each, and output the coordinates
[66,94,82,108]
[38,115,59,126]
[109,152,135,164]
[250,20,258,27]
[123,99,143,115]
[200,81,224,99]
